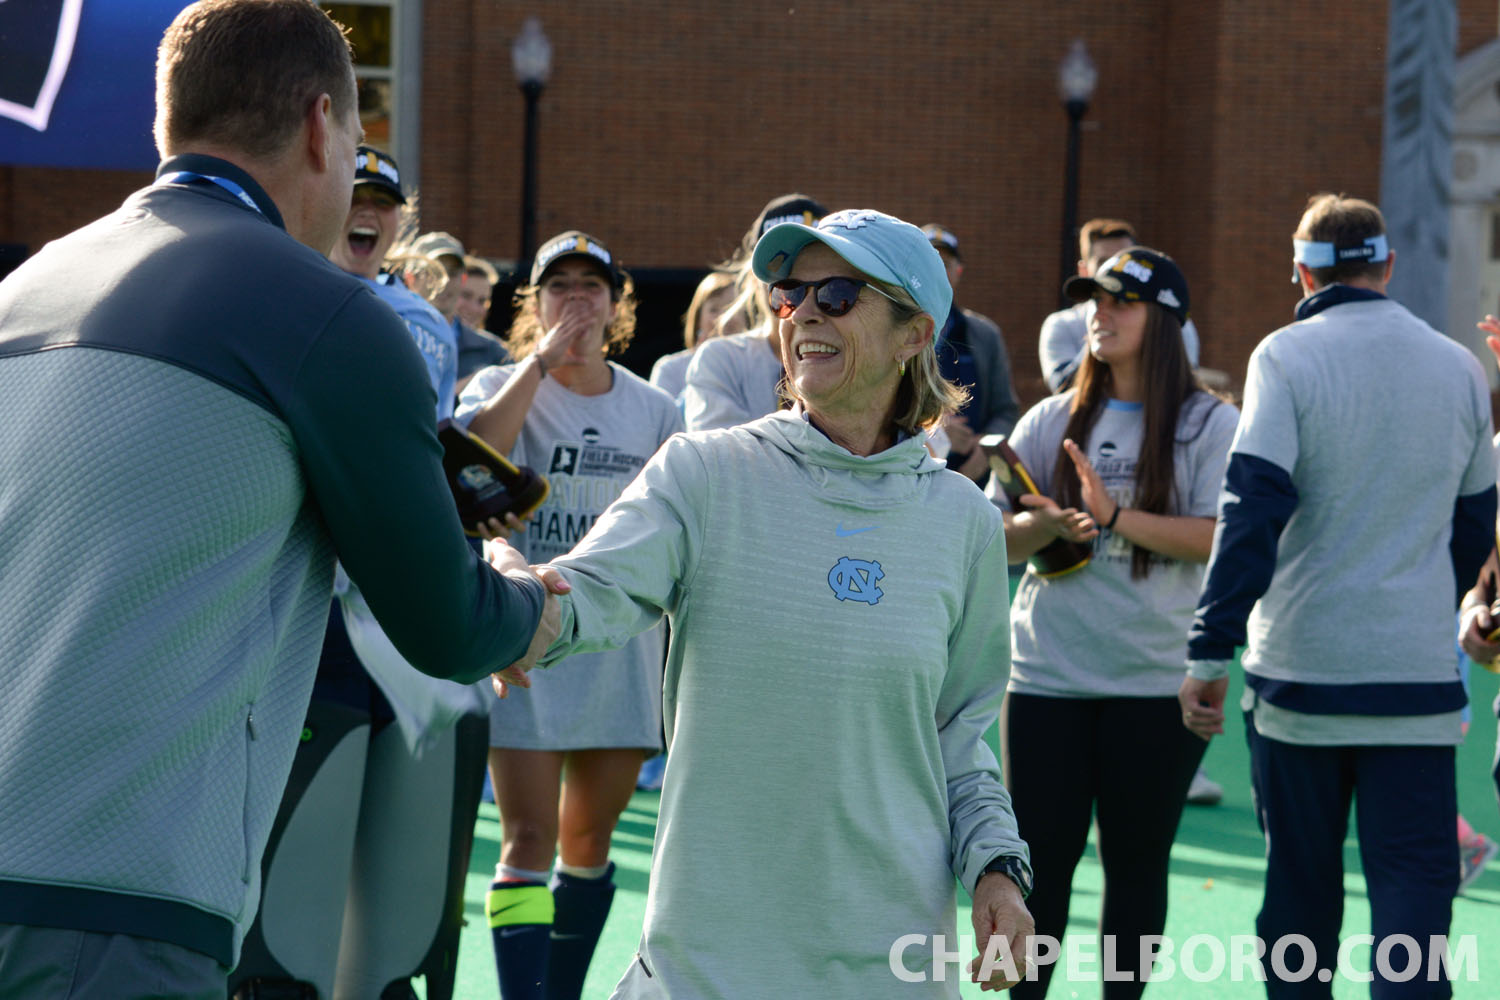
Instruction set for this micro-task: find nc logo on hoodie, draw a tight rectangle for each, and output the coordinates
[828,557,883,605]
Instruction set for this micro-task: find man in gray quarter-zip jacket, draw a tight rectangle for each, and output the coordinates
[0,3,544,997]
[1183,194,1496,999]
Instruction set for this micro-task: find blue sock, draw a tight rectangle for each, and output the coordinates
[544,862,616,1000]
[487,879,553,999]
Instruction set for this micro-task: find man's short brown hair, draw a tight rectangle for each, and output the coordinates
[1294,193,1388,287]
[1079,218,1136,261]
[154,0,356,160]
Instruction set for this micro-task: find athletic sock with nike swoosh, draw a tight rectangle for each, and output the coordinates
[487,876,553,999]
[544,862,616,1000]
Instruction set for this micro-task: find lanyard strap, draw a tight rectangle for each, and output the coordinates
[156,171,263,216]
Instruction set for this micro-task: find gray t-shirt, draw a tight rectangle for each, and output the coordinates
[682,330,783,431]
[1039,300,1201,392]
[993,391,1237,697]
[1227,296,1494,746]
[456,361,683,750]
[649,348,693,401]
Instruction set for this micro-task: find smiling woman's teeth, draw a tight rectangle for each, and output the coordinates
[798,344,838,359]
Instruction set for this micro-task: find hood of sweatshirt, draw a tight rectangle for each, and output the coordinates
[737,407,948,508]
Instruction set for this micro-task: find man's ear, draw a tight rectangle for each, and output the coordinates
[1382,249,1396,286]
[307,93,334,171]
[1294,261,1318,297]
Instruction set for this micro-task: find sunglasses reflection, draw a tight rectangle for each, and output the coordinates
[769,276,899,318]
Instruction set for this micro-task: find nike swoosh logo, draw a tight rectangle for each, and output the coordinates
[499,926,540,938]
[835,523,876,537]
[489,901,531,915]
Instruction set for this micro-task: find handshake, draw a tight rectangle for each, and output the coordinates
[484,539,571,697]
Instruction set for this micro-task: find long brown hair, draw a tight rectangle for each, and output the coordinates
[1052,301,1214,578]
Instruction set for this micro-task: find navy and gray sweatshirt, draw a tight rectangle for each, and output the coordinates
[1187,286,1496,745]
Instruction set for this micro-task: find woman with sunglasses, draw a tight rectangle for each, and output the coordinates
[994,248,1237,999]
[455,230,683,1000]
[487,209,1034,997]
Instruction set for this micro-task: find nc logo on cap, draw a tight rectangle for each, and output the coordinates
[821,209,883,231]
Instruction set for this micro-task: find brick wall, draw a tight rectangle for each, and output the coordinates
[414,0,1410,407]
[3,0,1496,410]
[0,165,152,263]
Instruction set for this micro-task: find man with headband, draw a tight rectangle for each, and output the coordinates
[1179,193,1496,996]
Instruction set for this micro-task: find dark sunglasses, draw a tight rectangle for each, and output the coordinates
[767,276,901,318]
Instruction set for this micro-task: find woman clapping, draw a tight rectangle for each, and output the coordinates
[995,248,1237,999]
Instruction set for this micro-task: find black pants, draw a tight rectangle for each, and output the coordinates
[1246,717,1456,999]
[1000,692,1206,1000]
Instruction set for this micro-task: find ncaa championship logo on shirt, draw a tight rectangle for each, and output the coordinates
[828,557,884,605]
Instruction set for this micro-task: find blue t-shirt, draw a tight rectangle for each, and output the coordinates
[364,274,457,418]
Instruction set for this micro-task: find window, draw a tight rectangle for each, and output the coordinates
[324,1,419,182]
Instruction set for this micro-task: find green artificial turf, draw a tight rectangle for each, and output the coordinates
[416,660,1500,998]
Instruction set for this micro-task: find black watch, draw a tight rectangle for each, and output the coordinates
[981,854,1033,898]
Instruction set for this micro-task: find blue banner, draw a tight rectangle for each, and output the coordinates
[0,1,188,169]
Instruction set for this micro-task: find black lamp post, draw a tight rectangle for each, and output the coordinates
[1057,39,1097,307]
[512,17,552,279]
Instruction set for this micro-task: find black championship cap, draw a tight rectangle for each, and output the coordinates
[922,224,961,260]
[529,230,623,289]
[752,193,827,240]
[354,146,406,204]
[1063,246,1189,325]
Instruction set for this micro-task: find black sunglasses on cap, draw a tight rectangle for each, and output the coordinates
[768,276,902,319]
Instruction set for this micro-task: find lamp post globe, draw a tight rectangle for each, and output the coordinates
[1058,39,1097,305]
[512,17,552,276]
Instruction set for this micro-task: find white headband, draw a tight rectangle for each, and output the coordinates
[1292,234,1389,268]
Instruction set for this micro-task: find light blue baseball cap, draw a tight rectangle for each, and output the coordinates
[751,208,953,326]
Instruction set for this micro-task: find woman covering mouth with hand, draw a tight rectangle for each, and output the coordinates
[455,229,683,1000]
[488,209,1034,997]
[991,247,1238,999]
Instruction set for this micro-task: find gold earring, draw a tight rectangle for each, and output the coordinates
[897,358,906,376]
